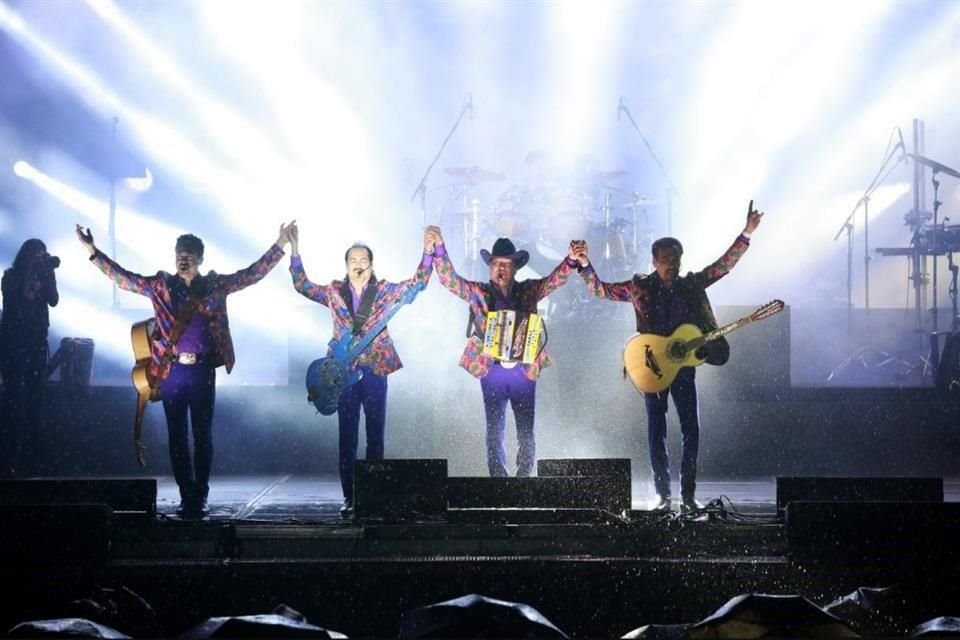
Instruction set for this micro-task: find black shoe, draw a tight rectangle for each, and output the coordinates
[339,499,354,519]
[177,498,208,519]
[651,495,672,512]
[680,497,704,514]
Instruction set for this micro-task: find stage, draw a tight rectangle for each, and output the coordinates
[2,472,960,637]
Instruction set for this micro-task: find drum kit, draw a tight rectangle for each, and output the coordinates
[437,164,659,295]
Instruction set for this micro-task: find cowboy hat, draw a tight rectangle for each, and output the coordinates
[480,238,529,269]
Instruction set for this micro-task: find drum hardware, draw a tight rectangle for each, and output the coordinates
[827,127,910,382]
[408,92,475,226]
[618,96,681,235]
[443,166,507,183]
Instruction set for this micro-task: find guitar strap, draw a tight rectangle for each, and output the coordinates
[677,278,730,366]
[633,275,729,366]
[353,279,380,336]
[466,287,499,339]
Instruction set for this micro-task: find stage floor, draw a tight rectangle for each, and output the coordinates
[152,474,960,522]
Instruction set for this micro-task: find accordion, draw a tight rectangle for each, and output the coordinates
[482,311,545,364]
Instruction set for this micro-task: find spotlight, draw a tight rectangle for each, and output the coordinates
[125,167,153,193]
[13,160,32,178]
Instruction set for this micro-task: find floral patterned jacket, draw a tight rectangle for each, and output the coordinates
[579,234,750,333]
[290,255,432,377]
[89,244,285,382]
[434,252,574,381]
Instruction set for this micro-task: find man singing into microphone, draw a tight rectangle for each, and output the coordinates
[427,225,580,477]
[76,222,294,517]
[287,224,434,517]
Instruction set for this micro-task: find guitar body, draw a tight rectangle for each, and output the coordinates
[130,318,155,467]
[622,299,786,396]
[304,281,425,417]
[306,355,363,415]
[623,324,707,394]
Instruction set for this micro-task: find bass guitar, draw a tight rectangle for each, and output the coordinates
[623,299,784,394]
[306,281,425,415]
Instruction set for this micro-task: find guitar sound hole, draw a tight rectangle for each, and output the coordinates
[668,342,687,360]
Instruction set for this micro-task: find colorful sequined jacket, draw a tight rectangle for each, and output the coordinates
[89,244,285,382]
[580,234,751,334]
[289,255,432,377]
[434,252,574,381]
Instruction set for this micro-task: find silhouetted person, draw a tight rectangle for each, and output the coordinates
[0,239,60,477]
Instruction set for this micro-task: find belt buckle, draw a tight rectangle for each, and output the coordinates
[178,352,198,365]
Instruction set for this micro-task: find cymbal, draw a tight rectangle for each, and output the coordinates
[908,154,960,179]
[443,166,506,182]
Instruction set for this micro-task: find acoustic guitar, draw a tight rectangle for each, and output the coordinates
[623,299,785,394]
[131,318,156,467]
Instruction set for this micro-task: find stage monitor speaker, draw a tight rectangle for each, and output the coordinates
[538,457,631,479]
[776,476,942,516]
[354,459,448,520]
[537,458,632,508]
[447,476,630,511]
[0,504,113,570]
[0,478,157,515]
[786,501,960,567]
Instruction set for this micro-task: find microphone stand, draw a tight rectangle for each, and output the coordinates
[618,99,681,235]
[827,133,908,382]
[409,93,473,228]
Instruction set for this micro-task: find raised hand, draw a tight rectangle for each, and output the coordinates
[424,225,442,253]
[276,219,296,248]
[287,221,300,256]
[569,239,589,266]
[426,225,444,248]
[745,200,764,234]
[76,224,97,255]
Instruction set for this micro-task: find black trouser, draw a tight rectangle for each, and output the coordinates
[0,341,47,476]
[160,362,216,504]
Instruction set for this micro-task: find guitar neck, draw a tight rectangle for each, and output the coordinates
[341,282,424,362]
[688,316,754,350]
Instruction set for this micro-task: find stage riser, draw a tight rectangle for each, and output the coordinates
[776,476,943,516]
[0,478,157,515]
[787,501,960,566]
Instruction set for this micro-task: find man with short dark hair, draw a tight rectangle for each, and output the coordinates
[76,222,294,517]
[573,202,764,512]
[287,224,434,517]
[428,225,581,477]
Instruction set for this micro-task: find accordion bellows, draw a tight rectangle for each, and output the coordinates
[482,311,544,364]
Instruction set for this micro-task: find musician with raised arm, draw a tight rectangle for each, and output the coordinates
[76,222,294,518]
[288,224,433,517]
[573,202,764,513]
[427,225,581,478]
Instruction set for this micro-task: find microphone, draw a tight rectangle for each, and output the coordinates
[617,96,624,122]
[466,93,473,120]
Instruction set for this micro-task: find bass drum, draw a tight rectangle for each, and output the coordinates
[493,189,534,239]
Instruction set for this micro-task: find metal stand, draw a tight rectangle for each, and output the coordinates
[827,131,906,382]
[618,97,680,236]
[409,93,473,227]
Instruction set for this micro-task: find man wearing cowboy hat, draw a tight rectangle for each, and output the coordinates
[425,226,583,477]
